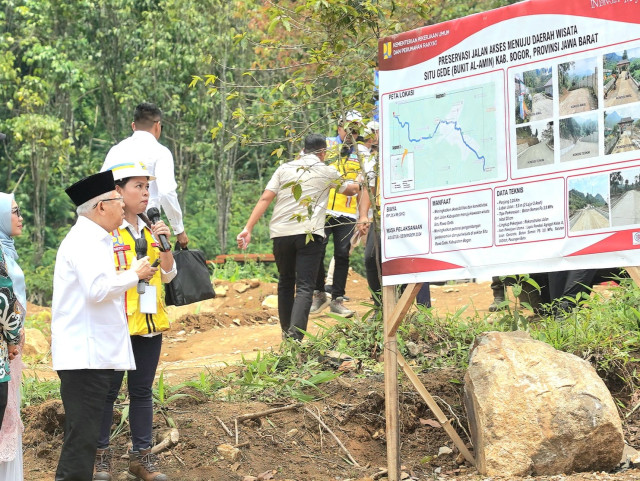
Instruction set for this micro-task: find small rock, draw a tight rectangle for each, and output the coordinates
[338,360,359,372]
[622,443,640,465]
[438,446,453,456]
[262,295,278,309]
[22,328,50,357]
[249,278,261,288]
[214,286,228,297]
[455,452,466,465]
[233,282,250,293]
[405,341,420,357]
[232,318,241,325]
[216,386,235,399]
[217,443,241,462]
[286,429,298,438]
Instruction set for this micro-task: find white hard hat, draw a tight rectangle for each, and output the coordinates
[340,110,363,124]
[105,160,156,181]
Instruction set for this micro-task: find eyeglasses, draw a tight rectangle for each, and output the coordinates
[11,206,21,218]
[154,120,163,132]
[93,196,124,209]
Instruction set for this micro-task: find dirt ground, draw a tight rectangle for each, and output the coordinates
[19,273,640,480]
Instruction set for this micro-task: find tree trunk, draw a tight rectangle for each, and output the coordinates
[29,140,48,266]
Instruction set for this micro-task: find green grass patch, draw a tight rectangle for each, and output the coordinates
[21,375,60,408]
[211,259,277,283]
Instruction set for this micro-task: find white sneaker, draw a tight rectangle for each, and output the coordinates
[310,290,330,313]
[329,297,355,318]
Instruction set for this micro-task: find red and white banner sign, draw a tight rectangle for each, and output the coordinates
[377,0,640,285]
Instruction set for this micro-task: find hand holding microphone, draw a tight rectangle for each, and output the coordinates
[147,207,172,251]
[133,237,158,294]
[134,238,150,294]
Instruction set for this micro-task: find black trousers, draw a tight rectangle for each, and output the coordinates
[56,368,114,481]
[315,215,355,300]
[0,381,7,429]
[548,268,627,307]
[98,334,162,451]
[364,226,431,307]
[273,234,324,340]
[364,224,382,306]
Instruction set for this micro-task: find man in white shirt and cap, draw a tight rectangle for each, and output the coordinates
[102,102,189,248]
[52,170,156,481]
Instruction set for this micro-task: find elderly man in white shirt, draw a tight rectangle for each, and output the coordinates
[51,171,156,481]
[102,102,188,247]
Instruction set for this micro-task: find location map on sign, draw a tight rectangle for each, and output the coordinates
[386,82,499,194]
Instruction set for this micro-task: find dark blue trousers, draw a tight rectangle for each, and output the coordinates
[97,334,162,451]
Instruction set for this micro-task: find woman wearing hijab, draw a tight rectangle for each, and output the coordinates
[94,162,175,481]
[0,192,26,481]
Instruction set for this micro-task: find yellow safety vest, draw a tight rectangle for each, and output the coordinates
[111,226,170,336]
[326,153,361,216]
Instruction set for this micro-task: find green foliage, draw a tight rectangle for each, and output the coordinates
[23,309,52,337]
[531,279,640,391]
[110,404,130,442]
[21,374,60,407]
[152,370,196,427]
[181,370,227,397]
[229,342,341,402]
[491,274,541,331]
[211,259,277,282]
[189,341,341,403]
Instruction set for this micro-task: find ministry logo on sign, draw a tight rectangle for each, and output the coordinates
[633,232,640,246]
[383,41,392,59]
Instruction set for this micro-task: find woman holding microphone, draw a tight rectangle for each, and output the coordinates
[94,162,175,481]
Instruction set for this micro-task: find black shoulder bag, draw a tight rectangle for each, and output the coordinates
[165,243,216,306]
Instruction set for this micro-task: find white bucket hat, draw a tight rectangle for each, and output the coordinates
[106,161,156,181]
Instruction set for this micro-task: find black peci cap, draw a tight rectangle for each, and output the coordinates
[65,171,116,207]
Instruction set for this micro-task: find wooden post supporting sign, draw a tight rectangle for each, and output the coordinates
[383,284,401,481]
[384,282,476,480]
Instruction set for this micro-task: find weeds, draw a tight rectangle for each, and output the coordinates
[152,371,196,427]
[224,342,340,402]
[21,374,60,407]
[212,259,277,282]
[492,274,541,331]
[530,279,640,392]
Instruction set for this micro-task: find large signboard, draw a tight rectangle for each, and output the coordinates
[378,0,640,285]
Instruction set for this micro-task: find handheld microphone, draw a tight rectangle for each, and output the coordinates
[135,237,148,294]
[146,207,172,252]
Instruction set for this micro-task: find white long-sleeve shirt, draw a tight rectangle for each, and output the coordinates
[51,216,138,370]
[103,131,185,234]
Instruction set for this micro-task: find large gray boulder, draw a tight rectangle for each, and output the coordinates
[464,331,623,476]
